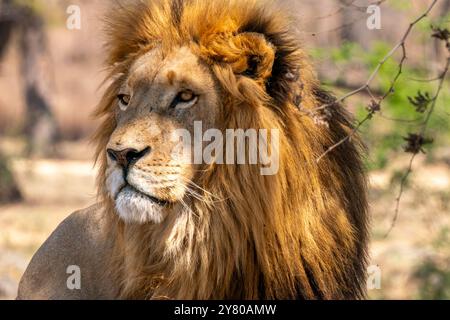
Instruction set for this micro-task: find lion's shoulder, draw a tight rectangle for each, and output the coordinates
[17,204,117,299]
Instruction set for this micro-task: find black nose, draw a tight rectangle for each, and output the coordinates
[107,147,150,168]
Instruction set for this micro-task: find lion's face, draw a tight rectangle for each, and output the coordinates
[105,46,219,224]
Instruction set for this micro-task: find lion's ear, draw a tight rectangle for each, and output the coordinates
[200,31,275,84]
[229,32,275,83]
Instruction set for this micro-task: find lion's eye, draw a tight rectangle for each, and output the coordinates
[170,90,198,109]
[117,94,131,110]
[179,90,195,102]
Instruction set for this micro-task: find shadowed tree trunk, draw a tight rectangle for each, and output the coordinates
[339,0,359,43]
[0,152,21,203]
[0,0,58,156]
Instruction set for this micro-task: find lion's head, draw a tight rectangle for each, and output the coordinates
[103,45,220,224]
[93,0,369,299]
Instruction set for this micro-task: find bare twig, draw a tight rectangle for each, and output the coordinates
[312,0,439,163]
[306,0,386,21]
[384,153,418,237]
[304,0,448,235]
[385,55,450,237]
[316,112,372,163]
[378,112,422,123]
[305,0,387,35]
[407,75,442,82]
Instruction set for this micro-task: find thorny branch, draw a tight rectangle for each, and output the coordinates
[305,0,387,36]
[305,0,386,22]
[310,0,440,164]
[300,0,450,235]
[385,54,450,237]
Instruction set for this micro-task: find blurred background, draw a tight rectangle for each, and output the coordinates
[0,0,449,299]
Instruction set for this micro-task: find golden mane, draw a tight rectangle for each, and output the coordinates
[93,0,369,299]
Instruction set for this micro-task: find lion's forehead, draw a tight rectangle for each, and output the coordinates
[127,46,210,90]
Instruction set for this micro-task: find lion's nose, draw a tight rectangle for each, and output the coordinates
[107,147,151,168]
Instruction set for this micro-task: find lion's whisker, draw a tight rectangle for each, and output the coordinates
[179,176,224,202]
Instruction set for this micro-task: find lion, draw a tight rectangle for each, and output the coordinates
[17,0,369,299]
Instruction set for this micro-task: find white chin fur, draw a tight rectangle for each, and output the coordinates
[106,168,125,196]
[114,186,165,224]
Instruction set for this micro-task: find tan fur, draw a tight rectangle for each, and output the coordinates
[92,0,368,299]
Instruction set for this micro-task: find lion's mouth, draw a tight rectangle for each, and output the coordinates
[117,184,172,207]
